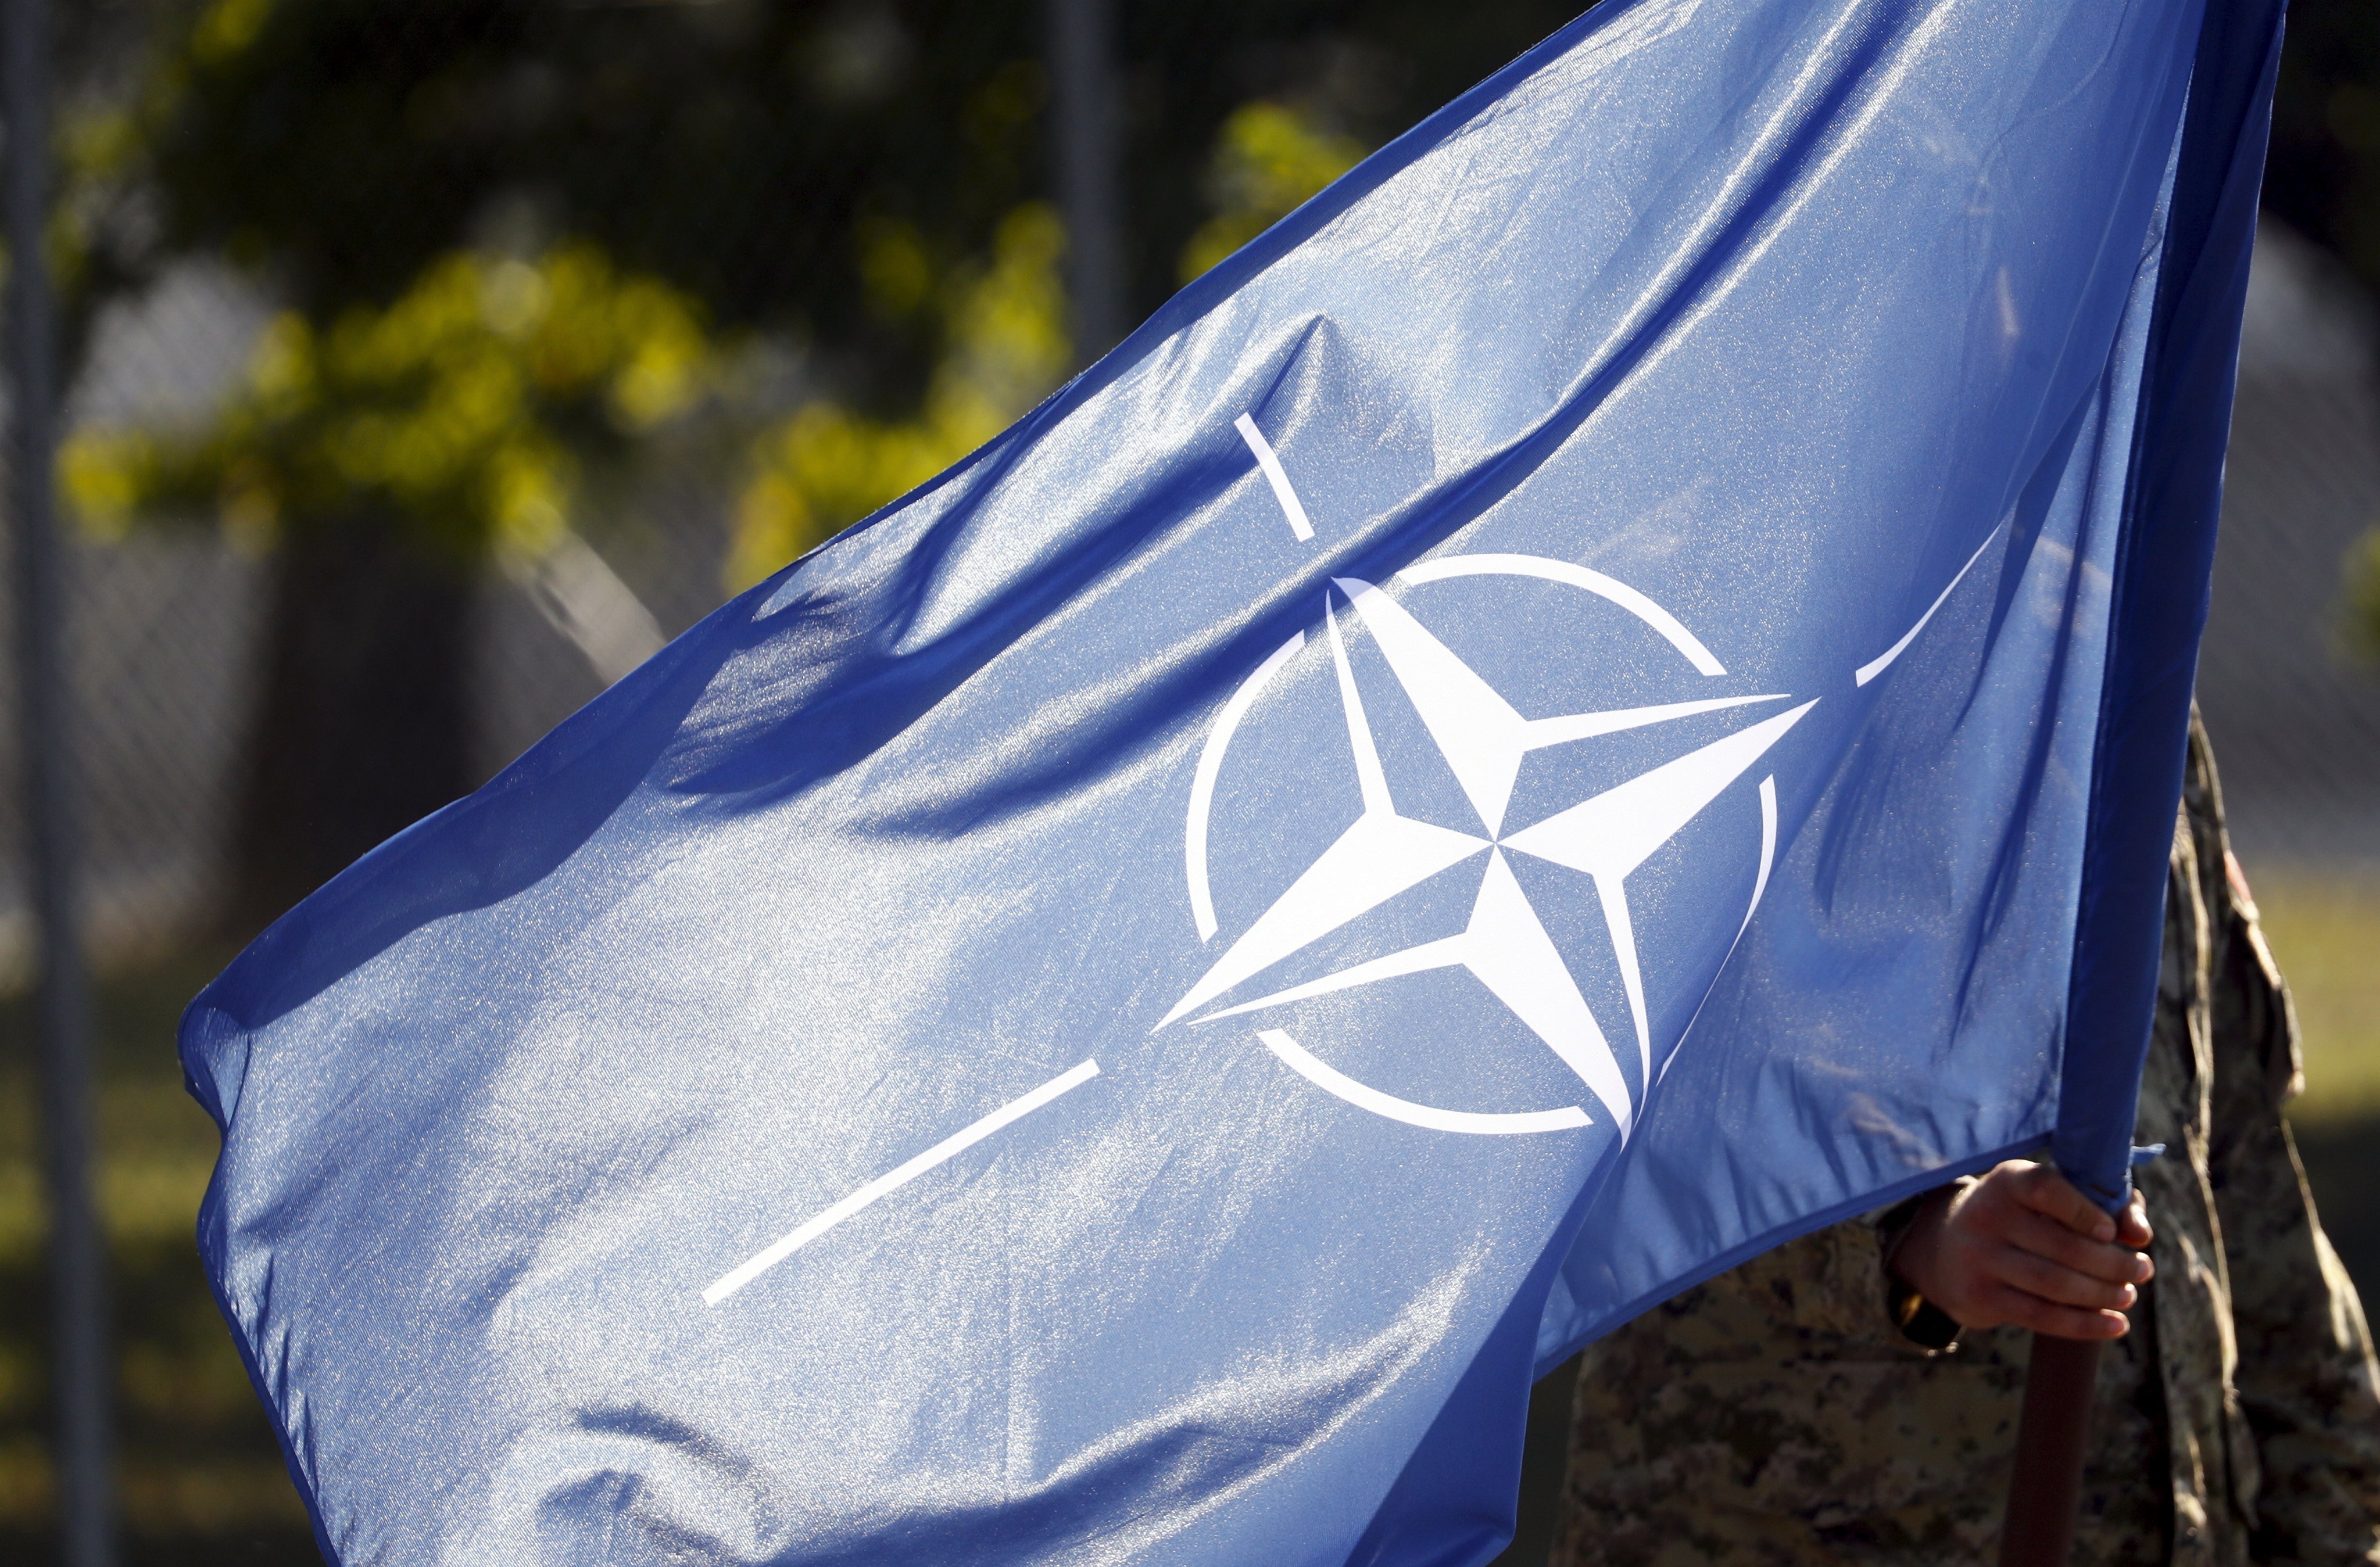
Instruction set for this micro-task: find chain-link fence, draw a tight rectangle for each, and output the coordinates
[2203,221,2380,865]
[3,1,2379,1563]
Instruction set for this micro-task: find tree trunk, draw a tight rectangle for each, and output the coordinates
[234,517,472,929]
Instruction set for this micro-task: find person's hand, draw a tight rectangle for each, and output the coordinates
[1889,1161,2153,1339]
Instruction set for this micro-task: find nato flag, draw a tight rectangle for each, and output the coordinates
[184,0,2281,1561]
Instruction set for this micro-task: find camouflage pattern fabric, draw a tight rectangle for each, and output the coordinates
[1555,717,2380,1566]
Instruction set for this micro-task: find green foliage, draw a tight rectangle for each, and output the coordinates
[1178,103,1366,285]
[2347,526,2380,660]
[120,0,1053,410]
[66,242,715,562]
[729,203,1072,588]
[66,0,1599,571]
[729,96,1377,590]
[728,99,1373,590]
[61,0,1070,564]
[2251,872,2380,1127]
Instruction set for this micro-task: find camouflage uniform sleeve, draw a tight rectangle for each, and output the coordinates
[2187,717,2380,1565]
[1557,1215,2036,1567]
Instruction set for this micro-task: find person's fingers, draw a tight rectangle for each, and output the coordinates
[2005,1164,2116,1242]
[2116,1193,2154,1250]
[1999,1209,2154,1285]
[1985,1240,2139,1311]
[1977,1282,2132,1340]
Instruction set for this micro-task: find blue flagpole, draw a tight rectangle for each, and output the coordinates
[2009,0,2283,1556]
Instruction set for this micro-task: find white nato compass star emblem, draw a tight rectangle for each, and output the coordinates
[1160,415,1823,1141]
[697,407,1998,1305]
[1161,414,1996,1145]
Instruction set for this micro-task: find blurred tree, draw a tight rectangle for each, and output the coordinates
[728,98,1365,589]
[58,0,1593,917]
[729,202,1070,589]
[69,245,713,562]
[65,245,718,903]
[73,0,1058,915]
[1177,101,1365,285]
[91,0,1588,488]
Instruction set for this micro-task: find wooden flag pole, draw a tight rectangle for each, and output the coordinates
[1998,1333,2101,1566]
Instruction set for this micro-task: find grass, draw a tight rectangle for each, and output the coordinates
[2251,869,2380,1366]
[1,876,2374,1563]
[2253,870,2380,1125]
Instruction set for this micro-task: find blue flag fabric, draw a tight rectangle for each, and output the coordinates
[184,1,2280,1562]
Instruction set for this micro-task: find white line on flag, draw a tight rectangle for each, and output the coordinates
[703,1059,1101,1304]
[1854,525,2002,686]
[1236,413,1315,542]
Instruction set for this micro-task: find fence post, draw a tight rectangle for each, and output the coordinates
[1045,0,1124,359]
[3,0,116,1561]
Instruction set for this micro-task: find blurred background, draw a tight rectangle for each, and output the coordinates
[0,1,2374,1561]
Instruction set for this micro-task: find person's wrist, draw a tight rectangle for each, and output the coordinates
[1881,1181,1964,1289]
[1880,1184,1966,1349]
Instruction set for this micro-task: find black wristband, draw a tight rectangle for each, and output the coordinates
[1888,1279,1963,1351]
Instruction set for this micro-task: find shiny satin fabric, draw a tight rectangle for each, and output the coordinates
[181,0,2274,1562]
